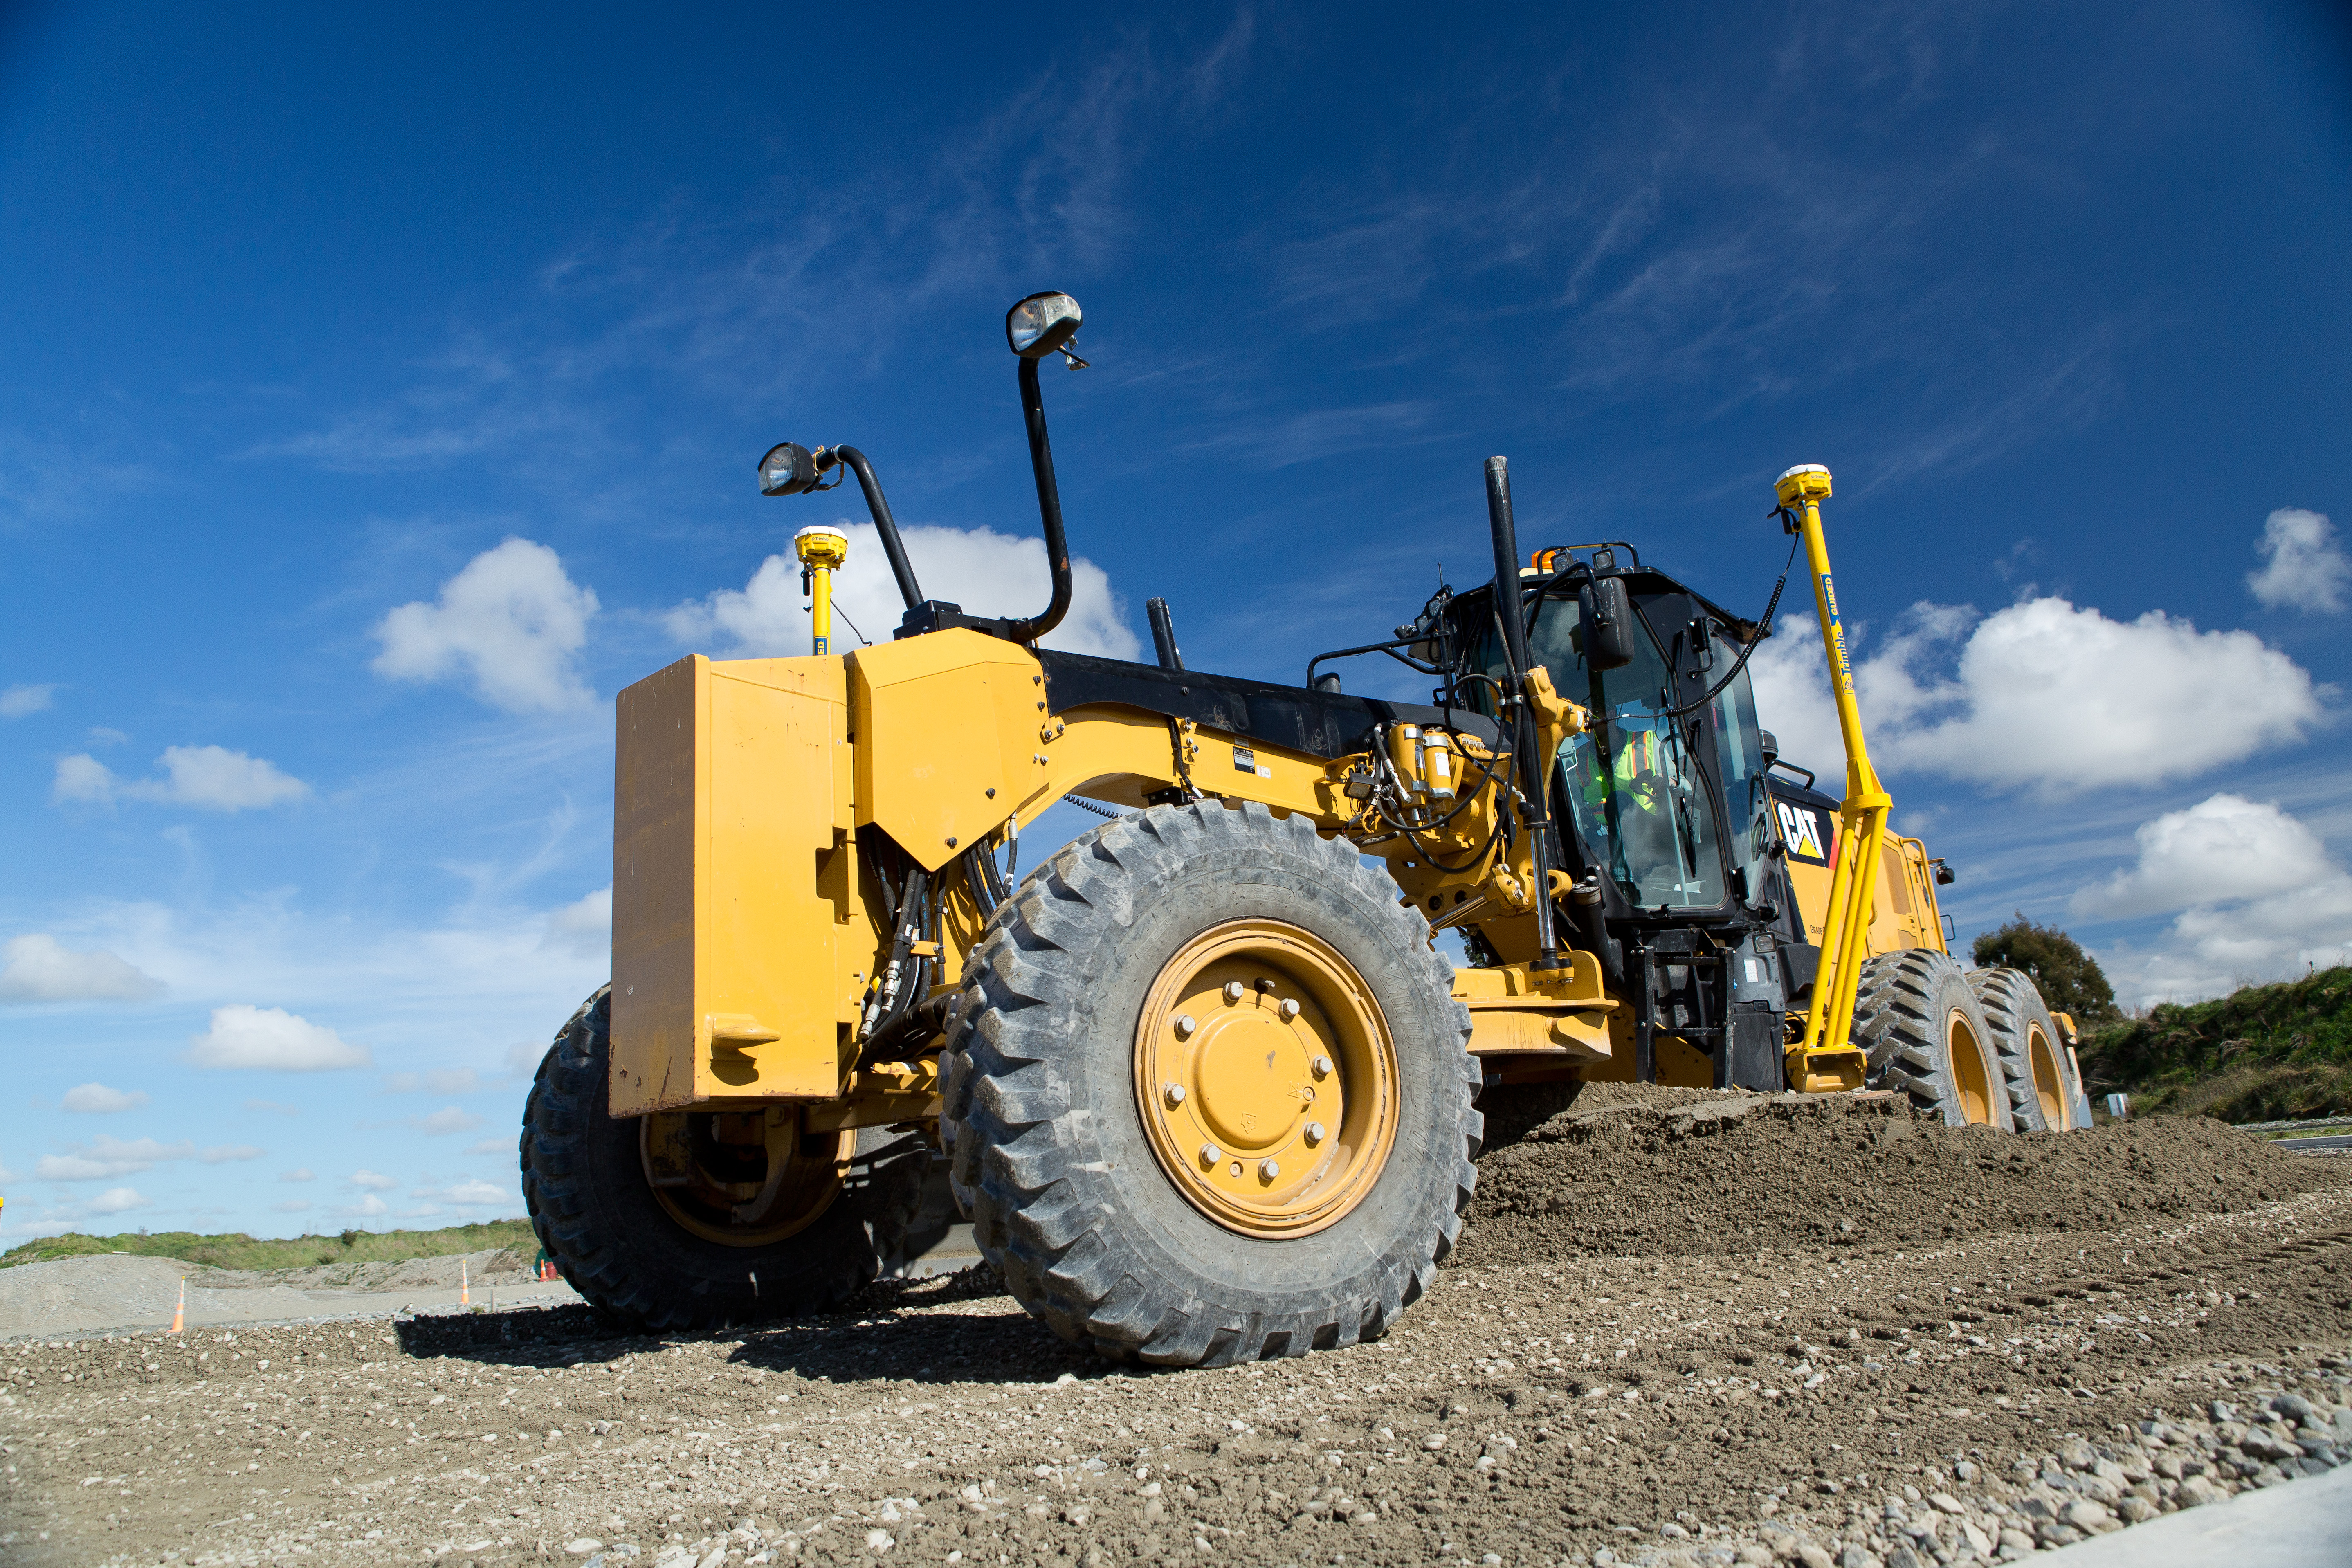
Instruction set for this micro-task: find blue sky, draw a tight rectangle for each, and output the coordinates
[2,2,2347,1244]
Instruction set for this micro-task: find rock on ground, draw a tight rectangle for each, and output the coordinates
[0,1090,2346,1567]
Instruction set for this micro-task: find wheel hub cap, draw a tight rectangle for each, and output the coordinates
[1135,919,1399,1237]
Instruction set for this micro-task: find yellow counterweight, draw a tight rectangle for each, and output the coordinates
[795,526,850,656]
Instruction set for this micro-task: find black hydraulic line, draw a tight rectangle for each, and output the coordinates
[1659,534,1799,719]
[1146,597,1184,671]
[831,447,924,611]
[1303,636,1444,689]
[1003,356,1075,645]
[1483,456,1568,971]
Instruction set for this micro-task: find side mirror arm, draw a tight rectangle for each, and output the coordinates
[828,446,925,612]
[1003,355,1074,645]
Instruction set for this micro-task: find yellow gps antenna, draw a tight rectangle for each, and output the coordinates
[795,526,850,656]
[1775,463,1883,1094]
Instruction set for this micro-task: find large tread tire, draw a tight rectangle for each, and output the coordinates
[1968,967,2086,1132]
[940,800,1481,1368]
[1852,949,2014,1130]
[520,986,924,1332]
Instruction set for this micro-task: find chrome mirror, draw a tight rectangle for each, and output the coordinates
[1006,291,1083,362]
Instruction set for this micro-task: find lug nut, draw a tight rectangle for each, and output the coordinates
[1304,1121,1327,1145]
[1280,998,1301,1020]
[1222,981,1245,1004]
[1312,1055,1333,1078]
[1174,1014,1196,1039]
[1199,1143,1221,1166]
[1229,1161,1243,1177]
[1164,1083,1186,1107]
[1259,1159,1280,1181]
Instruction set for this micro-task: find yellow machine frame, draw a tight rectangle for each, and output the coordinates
[611,467,1900,1125]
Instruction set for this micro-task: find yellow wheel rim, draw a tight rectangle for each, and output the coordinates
[640,1109,850,1248]
[1134,919,1400,1239]
[1946,1009,1996,1126]
[2025,1022,2069,1130]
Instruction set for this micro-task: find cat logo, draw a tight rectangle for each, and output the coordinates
[1777,801,1831,866]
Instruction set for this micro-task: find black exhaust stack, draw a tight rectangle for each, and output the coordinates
[1484,456,1568,973]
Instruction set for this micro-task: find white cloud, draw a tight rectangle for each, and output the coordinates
[37,1136,184,1180]
[373,537,599,712]
[37,1153,127,1180]
[88,1187,147,1215]
[270,1198,312,1213]
[341,1195,391,1218]
[52,746,310,812]
[349,1169,398,1191]
[0,934,166,1003]
[61,1082,151,1114]
[382,1067,484,1095]
[416,1178,508,1206]
[414,1105,483,1135]
[51,754,115,804]
[0,1155,15,1183]
[2247,507,2350,613]
[464,1137,511,1156]
[185,1004,372,1071]
[665,522,1141,662]
[0,683,56,717]
[541,886,610,960]
[33,1133,256,1180]
[502,1039,549,1078]
[280,1168,315,1183]
[135,745,311,809]
[2074,793,2352,1006]
[2070,794,2328,920]
[1748,599,2326,797]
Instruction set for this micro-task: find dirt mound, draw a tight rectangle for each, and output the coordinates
[1458,1087,2348,1267]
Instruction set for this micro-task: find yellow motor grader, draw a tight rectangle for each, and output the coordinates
[521,292,2091,1364]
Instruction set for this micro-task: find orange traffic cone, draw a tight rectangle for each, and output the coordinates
[168,1277,185,1334]
[460,1258,470,1307]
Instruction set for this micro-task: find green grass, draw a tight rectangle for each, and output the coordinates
[0,1218,537,1272]
[2078,964,2352,1123]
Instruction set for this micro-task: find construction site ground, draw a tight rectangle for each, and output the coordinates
[4,1086,2349,1568]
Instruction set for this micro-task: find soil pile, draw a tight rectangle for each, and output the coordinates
[1459,1086,2347,1267]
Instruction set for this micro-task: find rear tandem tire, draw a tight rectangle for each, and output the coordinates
[940,800,1482,1368]
[1852,949,2014,1130]
[520,985,924,1332]
[1968,966,2087,1132]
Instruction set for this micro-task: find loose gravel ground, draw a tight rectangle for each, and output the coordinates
[0,1252,575,1342]
[3,1090,2348,1568]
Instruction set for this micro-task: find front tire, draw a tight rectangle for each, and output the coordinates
[941,801,1481,1367]
[520,986,923,1331]
[1852,949,2014,1130]
[1969,967,2085,1131]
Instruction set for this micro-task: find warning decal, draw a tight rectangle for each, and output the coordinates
[1777,801,1832,866]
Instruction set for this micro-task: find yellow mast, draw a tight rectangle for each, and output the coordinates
[1775,464,1880,1093]
[795,526,849,656]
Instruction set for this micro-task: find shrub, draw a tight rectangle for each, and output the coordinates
[1972,915,2118,1025]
